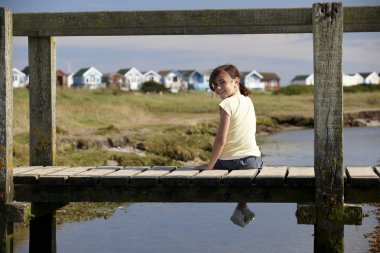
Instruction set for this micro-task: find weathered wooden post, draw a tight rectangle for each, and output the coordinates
[0,8,13,253]
[313,2,344,252]
[28,36,57,253]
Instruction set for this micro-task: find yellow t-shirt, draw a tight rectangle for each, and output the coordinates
[218,93,261,159]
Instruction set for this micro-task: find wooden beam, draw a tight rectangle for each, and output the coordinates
[29,36,56,166]
[343,6,380,32]
[28,36,57,253]
[0,7,13,253]
[13,185,315,203]
[313,3,344,253]
[6,202,31,223]
[296,203,363,225]
[11,6,380,37]
[12,8,312,36]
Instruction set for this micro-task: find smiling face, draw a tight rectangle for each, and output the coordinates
[212,71,240,99]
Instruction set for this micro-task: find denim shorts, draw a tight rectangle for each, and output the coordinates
[214,156,263,170]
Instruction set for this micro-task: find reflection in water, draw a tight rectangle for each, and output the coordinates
[13,226,29,253]
[14,127,380,253]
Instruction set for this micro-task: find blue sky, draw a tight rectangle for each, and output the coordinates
[2,0,380,85]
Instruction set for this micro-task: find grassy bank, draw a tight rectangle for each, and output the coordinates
[12,88,380,167]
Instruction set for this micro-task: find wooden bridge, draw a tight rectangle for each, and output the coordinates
[1,2,380,253]
[12,165,380,204]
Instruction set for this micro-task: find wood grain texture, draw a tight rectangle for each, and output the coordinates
[12,8,312,36]
[313,3,344,252]
[0,7,13,203]
[13,166,68,184]
[28,36,56,166]
[11,7,380,37]
[13,166,43,175]
[38,167,92,185]
[0,7,13,253]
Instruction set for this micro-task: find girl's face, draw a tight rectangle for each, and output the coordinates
[212,72,240,99]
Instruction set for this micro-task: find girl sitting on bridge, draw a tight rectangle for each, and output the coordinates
[197,64,263,228]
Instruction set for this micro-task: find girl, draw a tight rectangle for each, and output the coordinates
[197,64,263,228]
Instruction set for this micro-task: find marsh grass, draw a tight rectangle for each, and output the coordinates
[12,88,380,167]
[95,124,121,135]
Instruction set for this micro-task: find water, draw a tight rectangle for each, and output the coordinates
[14,127,380,253]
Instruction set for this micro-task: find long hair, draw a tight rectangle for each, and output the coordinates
[209,64,250,96]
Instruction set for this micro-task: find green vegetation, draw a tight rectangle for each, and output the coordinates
[343,84,380,93]
[95,124,121,135]
[273,85,314,95]
[141,81,169,93]
[274,84,380,96]
[12,87,380,167]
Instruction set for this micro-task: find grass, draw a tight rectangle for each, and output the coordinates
[12,87,380,167]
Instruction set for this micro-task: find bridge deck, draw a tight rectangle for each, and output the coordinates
[13,166,380,203]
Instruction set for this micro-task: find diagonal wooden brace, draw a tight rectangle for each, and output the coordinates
[296,203,363,225]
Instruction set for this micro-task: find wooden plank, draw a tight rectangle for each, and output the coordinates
[13,166,42,175]
[68,167,116,185]
[0,7,13,201]
[123,166,150,171]
[29,36,56,166]
[150,166,176,171]
[343,6,380,32]
[345,186,380,203]
[12,7,380,37]
[0,7,14,253]
[100,168,144,186]
[28,31,58,253]
[296,203,363,225]
[13,166,68,184]
[94,165,124,170]
[346,166,380,187]
[255,166,288,187]
[13,184,316,203]
[287,166,315,187]
[313,3,344,252]
[12,8,312,36]
[192,170,228,186]
[161,170,200,186]
[129,170,172,186]
[224,169,259,186]
[38,166,92,185]
[176,166,200,171]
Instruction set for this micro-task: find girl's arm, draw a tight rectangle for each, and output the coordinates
[207,107,230,170]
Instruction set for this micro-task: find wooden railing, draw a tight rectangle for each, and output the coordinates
[1,3,380,253]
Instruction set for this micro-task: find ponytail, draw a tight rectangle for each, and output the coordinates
[239,83,250,96]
